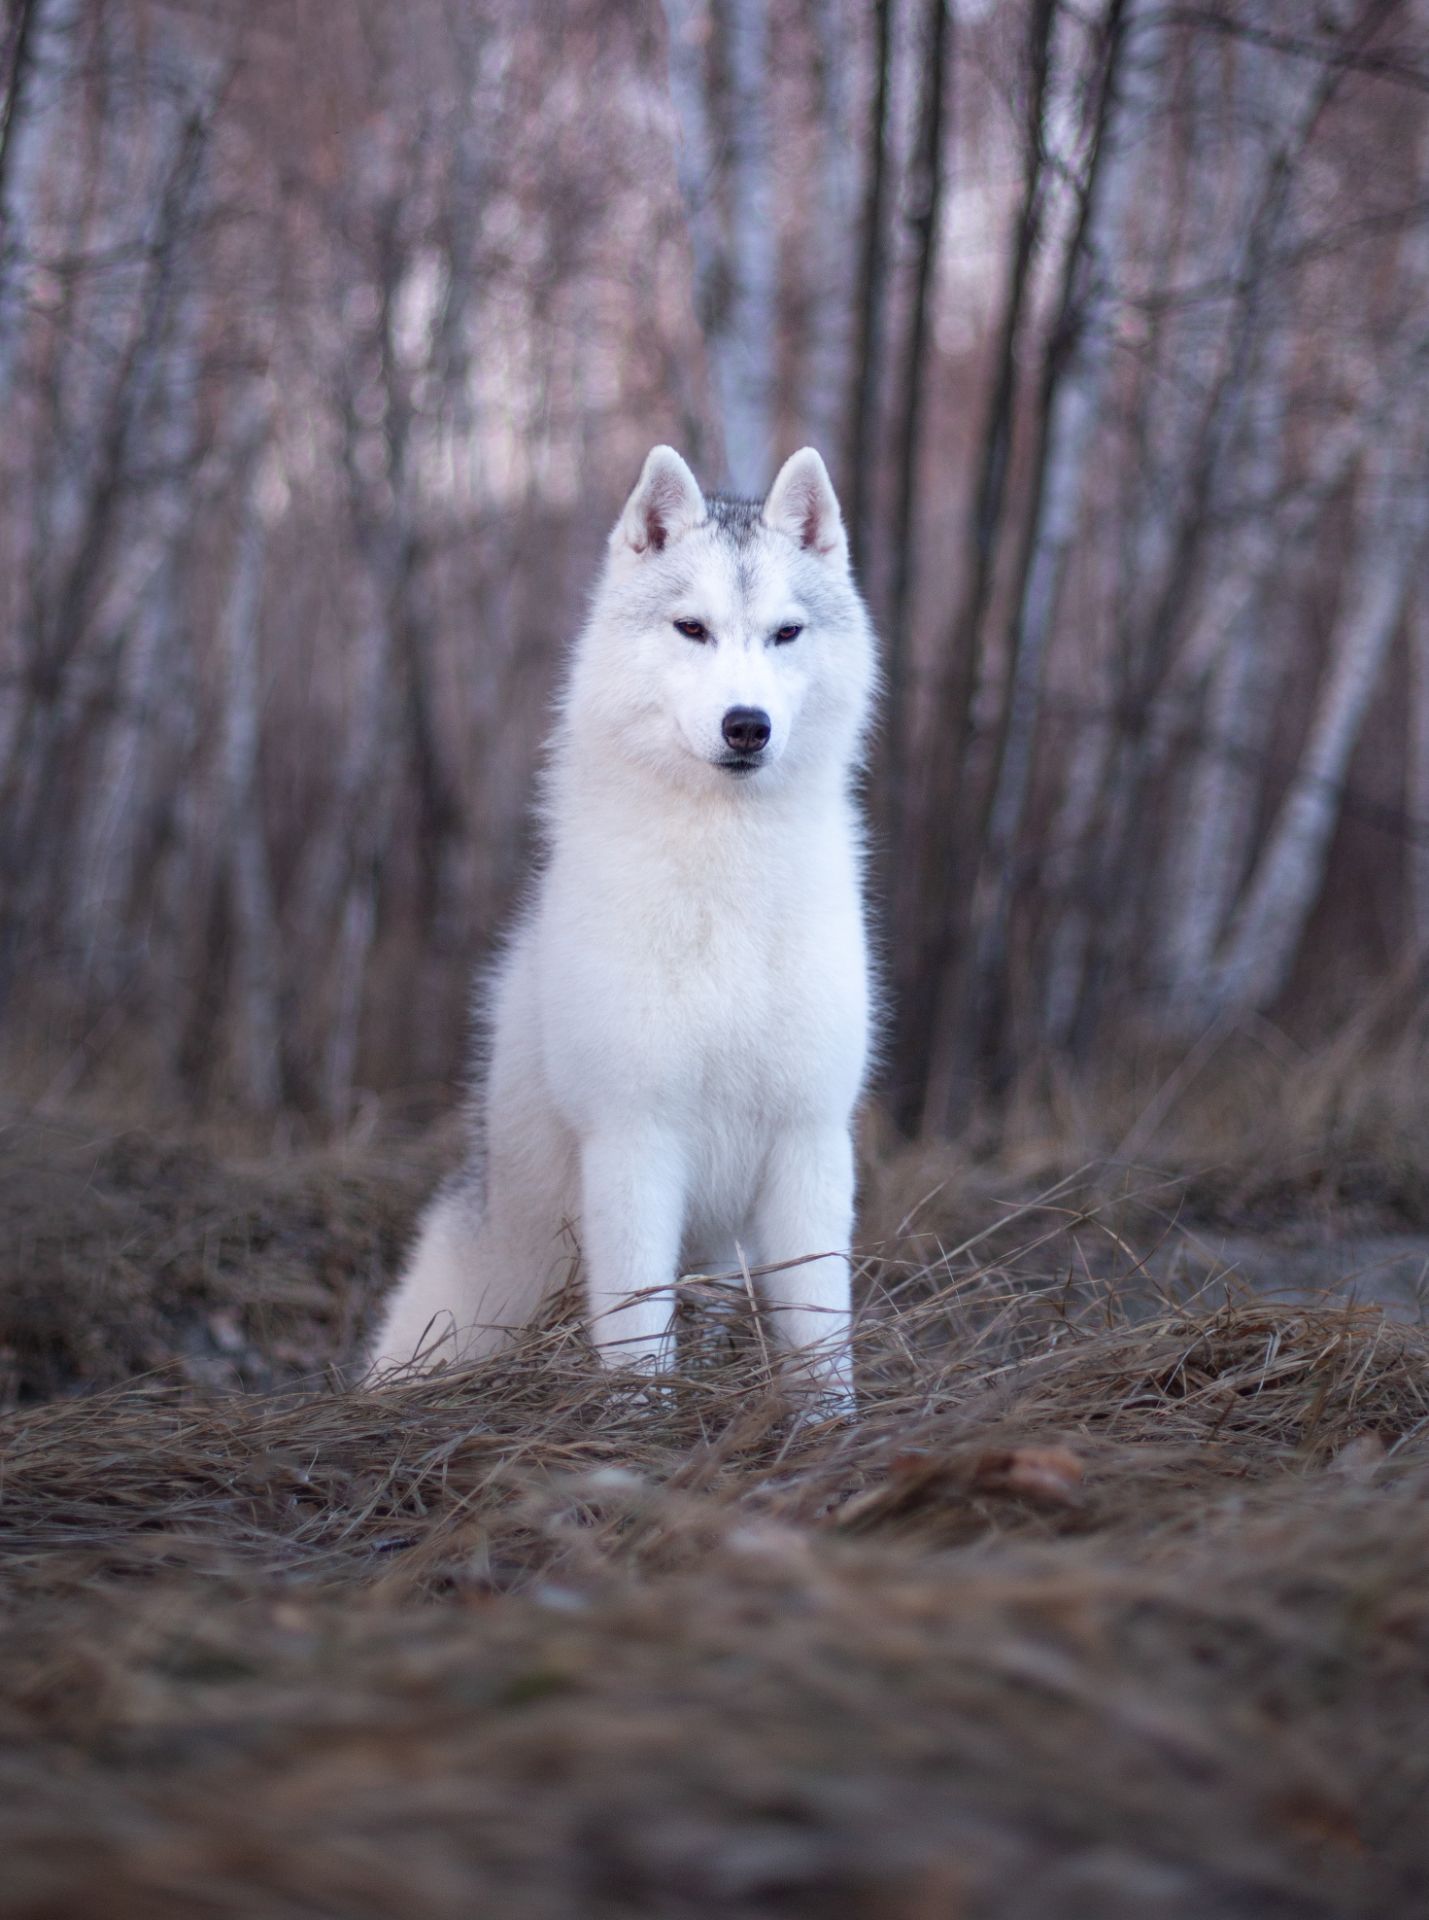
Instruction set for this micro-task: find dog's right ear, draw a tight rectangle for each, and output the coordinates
[612,446,705,556]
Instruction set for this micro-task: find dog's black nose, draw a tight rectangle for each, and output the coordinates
[722,706,771,755]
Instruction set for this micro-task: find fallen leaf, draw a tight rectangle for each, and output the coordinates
[1329,1433,1386,1480]
[970,1445,1086,1507]
[835,1442,1087,1531]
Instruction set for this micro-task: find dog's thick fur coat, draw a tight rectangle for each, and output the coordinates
[371,446,878,1398]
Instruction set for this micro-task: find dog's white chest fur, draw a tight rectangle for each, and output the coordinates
[542,790,865,1113]
[538,780,869,1250]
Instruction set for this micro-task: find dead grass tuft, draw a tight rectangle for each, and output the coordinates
[0,1109,432,1402]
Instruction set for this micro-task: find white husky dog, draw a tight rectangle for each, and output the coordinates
[370,445,878,1401]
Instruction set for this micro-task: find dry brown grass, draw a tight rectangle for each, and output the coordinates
[997,1004,1429,1232]
[3,1105,1429,1916]
[0,1108,436,1402]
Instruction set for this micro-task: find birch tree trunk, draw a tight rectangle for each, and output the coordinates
[319,589,398,1118]
[1036,12,1213,1051]
[663,0,722,482]
[0,0,40,200]
[939,0,1055,756]
[0,71,214,1016]
[313,318,401,1112]
[883,0,952,836]
[1049,0,1370,1046]
[1200,62,1429,1018]
[1410,600,1429,950]
[1139,314,1426,846]
[66,265,206,988]
[1040,541,1123,1047]
[0,0,78,401]
[288,96,469,1110]
[802,0,857,458]
[889,0,1057,1124]
[1156,311,1301,1015]
[1205,433,1429,1018]
[663,0,775,494]
[1405,5,1429,954]
[844,0,892,574]
[719,0,775,493]
[220,397,284,1113]
[1169,31,1429,1020]
[929,0,1136,1114]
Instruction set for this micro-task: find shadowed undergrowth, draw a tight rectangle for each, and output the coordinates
[2,1110,1429,1915]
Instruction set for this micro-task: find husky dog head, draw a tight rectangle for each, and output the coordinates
[564,446,877,794]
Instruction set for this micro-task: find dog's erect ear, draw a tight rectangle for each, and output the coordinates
[762,448,847,566]
[613,445,705,556]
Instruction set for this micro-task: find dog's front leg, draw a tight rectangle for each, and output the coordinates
[752,1124,856,1407]
[580,1126,684,1372]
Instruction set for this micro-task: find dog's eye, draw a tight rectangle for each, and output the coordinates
[774,623,803,644]
[674,618,708,642]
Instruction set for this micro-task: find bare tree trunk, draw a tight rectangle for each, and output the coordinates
[802,0,857,457]
[844,0,892,575]
[940,0,1054,723]
[1206,437,1429,1018]
[1035,300,1429,1050]
[0,0,76,399]
[0,76,214,1015]
[65,252,207,987]
[1136,8,1417,1027]
[146,598,204,1092]
[662,0,722,481]
[928,0,1134,1118]
[313,372,402,1115]
[1410,599,1429,950]
[0,0,41,232]
[220,398,284,1112]
[1157,294,1299,1013]
[1137,308,1428,841]
[883,0,952,834]
[318,581,399,1117]
[1163,596,1288,998]
[1404,4,1429,953]
[1123,5,1364,653]
[325,877,380,1121]
[977,0,1181,1060]
[889,0,1055,1125]
[719,0,775,492]
[1040,542,1122,1047]
[304,116,471,1113]
[1030,0,1373,1053]
[663,0,775,493]
[1041,735,1118,1051]
[1199,63,1429,1017]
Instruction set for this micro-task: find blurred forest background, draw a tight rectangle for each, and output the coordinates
[2,0,1428,1133]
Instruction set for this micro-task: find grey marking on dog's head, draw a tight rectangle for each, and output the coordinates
[703,494,764,598]
[704,493,763,543]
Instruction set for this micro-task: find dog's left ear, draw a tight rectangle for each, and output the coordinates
[762,448,847,567]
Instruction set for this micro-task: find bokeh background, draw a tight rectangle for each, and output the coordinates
[2,0,1427,1131]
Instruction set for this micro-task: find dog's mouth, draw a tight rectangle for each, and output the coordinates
[716,755,762,776]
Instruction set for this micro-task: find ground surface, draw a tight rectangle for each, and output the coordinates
[3,1104,1429,1917]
